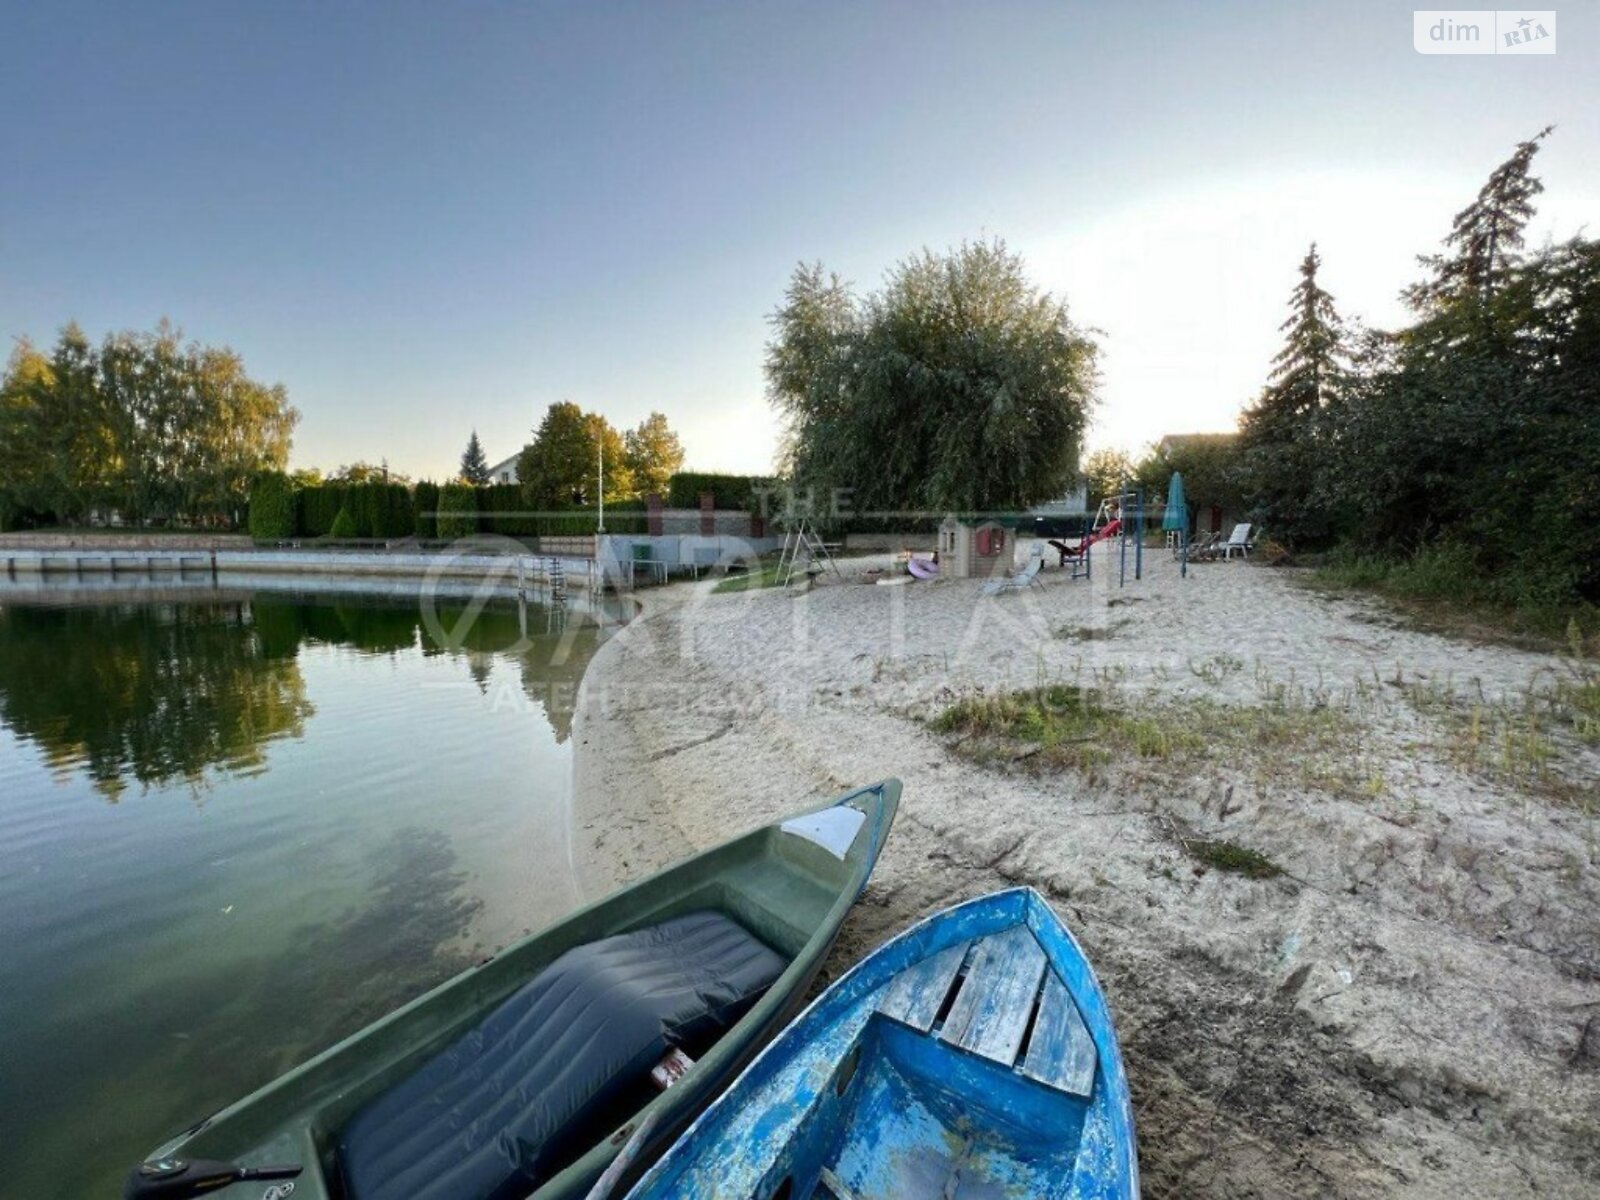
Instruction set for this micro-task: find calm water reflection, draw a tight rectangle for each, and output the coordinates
[0,580,620,1199]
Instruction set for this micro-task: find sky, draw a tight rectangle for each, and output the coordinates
[2,1,1596,479]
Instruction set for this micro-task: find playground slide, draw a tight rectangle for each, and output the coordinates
[1086,518,1123,547]
[1053,519,1123,561]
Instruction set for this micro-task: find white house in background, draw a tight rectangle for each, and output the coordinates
[487,453,521,484]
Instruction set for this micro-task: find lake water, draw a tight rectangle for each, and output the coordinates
[0,578,624,1199]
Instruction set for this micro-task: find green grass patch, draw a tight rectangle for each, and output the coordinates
[1183,837,1283,879]
[1557,677,1600,745]
[933,686,1350,774]
[1308,546,1600,653]
[711,560,786,594]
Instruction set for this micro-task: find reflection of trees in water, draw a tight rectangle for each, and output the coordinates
[0,594,606,800]
[512,630,595,742]
[0,604,314,802]
[259,592,604,738]
[417,599,601,743]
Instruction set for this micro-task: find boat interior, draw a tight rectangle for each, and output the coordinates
[167,803,874,1200]
[743,921,1105,1200]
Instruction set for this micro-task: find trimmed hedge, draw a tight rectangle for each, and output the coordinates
[472,484,647,537]
[666,473,778,513]
[356,482,412,538]
[437,483,478,540]
[413,481,439,538]
[273,479,653,541]
[474,483,535,537]
[296,482,413,538]
[247,472,296,539]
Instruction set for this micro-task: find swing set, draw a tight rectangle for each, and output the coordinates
[1045,486,1146,586]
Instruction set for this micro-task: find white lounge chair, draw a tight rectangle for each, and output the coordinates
[1220,523,1254,560]
[981,552,1044,595]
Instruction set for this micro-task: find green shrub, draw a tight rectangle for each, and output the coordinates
[467,484,648,538]
[298,484,347,537]
[360,481,413,538]
[413,481,440,538]
[247,472,296,540]
[437,483,478,539]
[327,506,357,539]
[475,483,534,537]
[292,482,413,538]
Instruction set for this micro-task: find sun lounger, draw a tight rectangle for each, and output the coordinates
[980,553,1044,596]
[1220,523,1254,560]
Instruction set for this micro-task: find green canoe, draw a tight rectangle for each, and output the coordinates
[125,780,899,1200]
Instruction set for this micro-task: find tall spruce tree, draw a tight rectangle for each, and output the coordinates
[459,430,491,485]
[1406,126,1552,315]
[1238,243,1346,545]
[1323,126,1600,596]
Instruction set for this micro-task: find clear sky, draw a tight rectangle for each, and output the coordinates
[3,2,1595,479]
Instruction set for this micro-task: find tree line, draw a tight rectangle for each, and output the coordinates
[452,408,689,500]
[1235,126,1599,605]
[509,403,685,506]
[0,322,297,528]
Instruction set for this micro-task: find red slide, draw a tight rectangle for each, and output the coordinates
[1084,518,1122,548]
[1049,519,1123,563]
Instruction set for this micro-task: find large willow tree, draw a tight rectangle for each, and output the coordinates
[766,239,1097,517]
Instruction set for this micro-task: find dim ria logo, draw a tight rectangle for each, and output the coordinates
[1414,10,1555,53]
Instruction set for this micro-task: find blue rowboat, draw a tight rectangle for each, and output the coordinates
[618,887,1139,1199]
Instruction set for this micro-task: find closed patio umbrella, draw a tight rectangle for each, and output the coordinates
[1163,472,1187,532]
[1164,472,1190,576]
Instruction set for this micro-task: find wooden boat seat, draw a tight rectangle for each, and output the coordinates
[336,910,785,1200]
[876,925,1097,1098]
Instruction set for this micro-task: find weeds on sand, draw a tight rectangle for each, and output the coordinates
[1055,618,1132,642]
[1557,618,1600,745]
[1396,669,1590,803]
[933,684,1352,779]
[1305,547,1600,653]
[1183,837,1284,879]
[1190,653,1245,686]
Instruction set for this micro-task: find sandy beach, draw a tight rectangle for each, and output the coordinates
[570,552,1599,1199]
